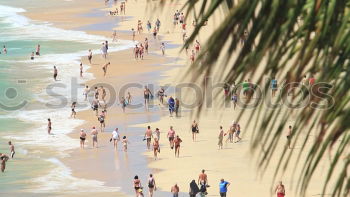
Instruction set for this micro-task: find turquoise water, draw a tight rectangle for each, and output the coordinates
[0,1,134,194]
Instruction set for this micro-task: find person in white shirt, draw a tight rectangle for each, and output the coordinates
[111,128,120,150]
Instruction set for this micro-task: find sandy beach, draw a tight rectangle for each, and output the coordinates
[0,0,346,197]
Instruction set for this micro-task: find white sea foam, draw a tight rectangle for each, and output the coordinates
[30,158,120,193]
[0,4,122,44]
[0,4,134,192]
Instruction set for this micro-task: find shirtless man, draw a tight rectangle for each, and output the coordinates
[144,126,153,150]
[53,66,58,81]
[167,126,176,149]
[80,129,87,149]
[102,62,110,77]
[198,169,208,185]
[153,138,160,160]
[275,181,286,197]
[144,86,153,106]
[91,126,98,148]
[47,118,52,134]
[8,141,15,158]
[173,135,182,157]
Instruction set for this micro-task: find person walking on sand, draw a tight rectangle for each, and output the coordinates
[79,129,87,149]
[126,92,132,104]
[144,126,153,150]
[8,141,15,159]
[219,178,230,197]
[189,180,199,197]
[71,102,77,118]
[234,121,242,143]
[171,184,179,197]
[122,136,129,152]
[152,27,157,39]
[287,125,292,149]
[111,128,120,150]
[154,128,160,141]
[88,49,92,64]
[91,126,98,148]
[83,85,89,101]
[53,66,58,81]
[155,18,161,32]
[198,169,208,186]
[133,175,143,197]
[146,20,152,33]
[144,86,153,107]
[168,96,175,117]
[120,97,127,113]
[144,38,149,54]
[153,138,160,160]
[36,44,40,56]
[148,174,156,197]
[98,112,105,132]
[160,43,165,56]
[271,77,278,97]
[175,98,180,117]
[102,62,110,77]
[218,126,224,149]
[173,135,182,157]
[134,45,139,59]
[132,28,136,41]
[191,120,199,142]
[275,181,286,197]
[167,126,176,149]
[80,62,83,78]
[112,30,117,42]
[101,43,107,59]
[47,118,52,134]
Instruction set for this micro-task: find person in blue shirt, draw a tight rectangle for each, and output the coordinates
[168,96,175,117]
[271,77,278,97]
[219,178,230,197]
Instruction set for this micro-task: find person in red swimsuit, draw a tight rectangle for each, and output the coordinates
[275,181,286,197]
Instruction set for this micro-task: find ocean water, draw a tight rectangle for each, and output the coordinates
[0,2,134,194]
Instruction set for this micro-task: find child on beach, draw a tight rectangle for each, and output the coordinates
[30,52,34,60]
[36,44,40,56]
[122,136,129,152]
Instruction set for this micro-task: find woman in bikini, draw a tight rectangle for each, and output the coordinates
[157,88,165,104]
[153,138,160,160]
[71,102,77,118]
[133,175,143,197]
[191,120,199,142]
[79,129,87,149]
